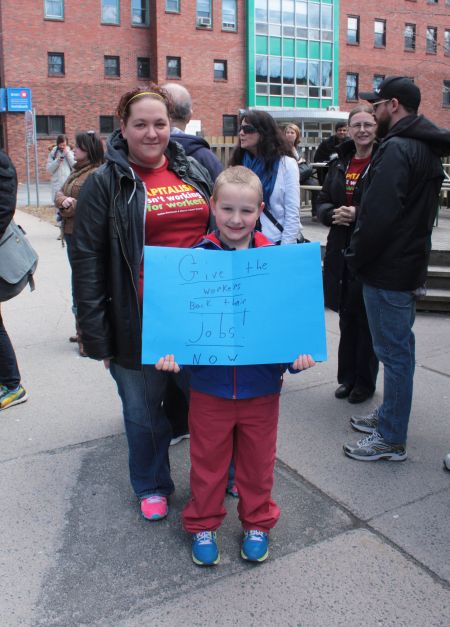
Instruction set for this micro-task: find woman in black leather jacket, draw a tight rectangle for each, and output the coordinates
[317,104,378,404]
[72,85,213,521]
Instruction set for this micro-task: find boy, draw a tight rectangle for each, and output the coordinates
[156,166,315,565]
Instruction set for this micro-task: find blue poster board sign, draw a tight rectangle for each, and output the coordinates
[6,87,32,112]
[0,89,6,113]
[142,242,327,366]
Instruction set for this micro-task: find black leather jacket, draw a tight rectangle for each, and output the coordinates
[0,150,17,240]
[345,115,450,290]
[72,131,213,369]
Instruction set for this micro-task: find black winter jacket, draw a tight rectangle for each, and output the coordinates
[317,140,376,311]
[71,130,213,369]
[170,130,223,182]
[345,115,450,291]
[0,150,17,239]
[314,135,344,185]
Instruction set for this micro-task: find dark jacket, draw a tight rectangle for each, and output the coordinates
[0,150,17,240]
[317,140,376,311]
[314,135,344,185]
[170,130,223,182]
[188,231,292,400]
[71,129,213,369]
[345,115,450,290]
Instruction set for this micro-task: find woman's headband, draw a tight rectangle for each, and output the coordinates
[124,91,165,109]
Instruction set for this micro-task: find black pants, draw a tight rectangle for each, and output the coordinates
[337,287,379,394]
[0,309,21,390]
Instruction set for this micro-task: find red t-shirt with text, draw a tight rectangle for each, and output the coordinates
[345,155,371,204]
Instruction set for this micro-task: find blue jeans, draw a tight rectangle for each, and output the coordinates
[109,362,189,499]
[0,310,21,390]
[64,233,77,315]
[363,284,416,445]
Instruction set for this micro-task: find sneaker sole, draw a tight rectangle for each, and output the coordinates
[343,447,407,462]
[169,434,190,446]
[350,421,377,434]
[192,552,220,566]
[141,510,168,521]
[240,548,269,563]
[0,393,28,411]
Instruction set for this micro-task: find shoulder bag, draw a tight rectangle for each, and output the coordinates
[0,221,38,302]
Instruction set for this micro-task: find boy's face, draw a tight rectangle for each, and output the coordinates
[211,183,264,250]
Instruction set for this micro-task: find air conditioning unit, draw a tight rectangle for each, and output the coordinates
[197,16,212,27]
[327,105,340,111]
[222,21,236,30]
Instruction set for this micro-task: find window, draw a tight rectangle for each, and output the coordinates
[426,26,437,54]
[347,16,359,44]
[166,56,181,78]
[374,19,386,47]
[427,0,438,3]
[165,0,180,11]
[346,73,358,101]
[104,56,120,77]
[48,52,64,76]
[404,23,416,51]
[102,0,119,24]
[445,30,450,56]
[44,0,64,19]
[214,60,227,80]
[222,0,237,30]
[443,81,450,107]
[99,115,120,134]
[197,0,212,27]
[373,74,385,90]
[137,57,150,79]
[132,0,149,25]
[36,115,64,136]
[223,115,237,136]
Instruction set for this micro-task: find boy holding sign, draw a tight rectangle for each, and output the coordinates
[156,166,315,565]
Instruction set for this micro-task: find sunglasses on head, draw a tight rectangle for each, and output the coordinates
[239,124,258,134]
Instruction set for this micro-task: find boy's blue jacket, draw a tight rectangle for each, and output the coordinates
[187,231,292,400]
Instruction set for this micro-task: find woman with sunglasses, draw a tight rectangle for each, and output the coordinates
[54,131,104,356]
[230,111,300,245]
[71,85,213,521]
[317,104,379,404]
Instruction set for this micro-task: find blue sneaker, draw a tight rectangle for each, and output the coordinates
[192,531,220,566]
[241,530,269,562]
[0,385,28,411]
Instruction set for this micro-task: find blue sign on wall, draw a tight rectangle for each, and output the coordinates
[0,89,6,113]
[6,87,32,112]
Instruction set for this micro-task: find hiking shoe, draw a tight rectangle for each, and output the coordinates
[140,495,168,520]
[350,408,379,434]
[241,530,269,562]
[343,431,407,462]
[0,385,28,411]
[226,484,239,498]
[169,433,190,446]
[444,453,450,471]
[191,531,220,566]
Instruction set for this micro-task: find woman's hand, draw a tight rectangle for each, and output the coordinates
[291,354,316,371]
[155,354,180,373]
[61,197,75,209]
[331,205,356,226]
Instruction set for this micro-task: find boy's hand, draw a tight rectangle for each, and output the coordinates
[155,354,180,373]
[291,354,316,371]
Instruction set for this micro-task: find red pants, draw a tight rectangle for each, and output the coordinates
[182,389,281,533]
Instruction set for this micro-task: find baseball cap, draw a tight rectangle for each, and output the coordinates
[359,76,421,110]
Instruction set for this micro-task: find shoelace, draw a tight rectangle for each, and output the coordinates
[246,530,266,542]
[195,531,215,545]
[358,431,382,447]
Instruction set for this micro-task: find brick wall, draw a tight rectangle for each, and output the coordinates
[339,0,450,128]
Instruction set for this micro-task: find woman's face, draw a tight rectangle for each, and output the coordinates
[239,118,260,155]
[285,127,297,146]
[121,97,170,168]
[74,144,87,162]
[347,112,377,152]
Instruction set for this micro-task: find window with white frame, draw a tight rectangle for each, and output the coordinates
[197,0,212,27]
[165,0,180,11]
[102,0,120,24]
[132,0,149,25]
[222,0,237,30]
[44,0,64,19]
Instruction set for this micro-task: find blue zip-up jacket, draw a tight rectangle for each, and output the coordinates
[187,231,293,400]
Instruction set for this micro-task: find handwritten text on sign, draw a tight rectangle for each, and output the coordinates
[142,242,327,366]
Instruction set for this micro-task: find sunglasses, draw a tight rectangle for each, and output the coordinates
[239,124,258,134]
[372,99,390,111]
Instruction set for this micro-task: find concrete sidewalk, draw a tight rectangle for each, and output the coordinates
[0,210,449,626]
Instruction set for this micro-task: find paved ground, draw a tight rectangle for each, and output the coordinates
[1,192,449,625]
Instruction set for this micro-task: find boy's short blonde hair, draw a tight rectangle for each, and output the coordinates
[212,166,263,204]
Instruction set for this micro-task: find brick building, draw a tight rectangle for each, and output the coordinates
[340,0,450,127]
[0,0,448,182]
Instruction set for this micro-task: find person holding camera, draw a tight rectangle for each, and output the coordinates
[46,134,75,203]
